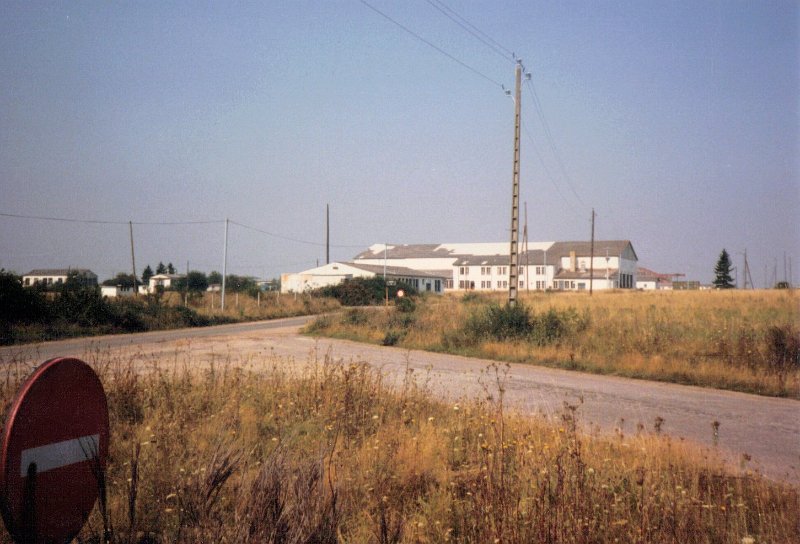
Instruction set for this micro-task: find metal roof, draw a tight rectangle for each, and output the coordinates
[23,269,97,277]
[345,262,448,279]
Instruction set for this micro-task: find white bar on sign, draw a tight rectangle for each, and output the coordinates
[19,434,100,477]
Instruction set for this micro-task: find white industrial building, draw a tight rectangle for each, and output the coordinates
[281,262,446,294]
[282,240,639,294]
[352,241,638,292]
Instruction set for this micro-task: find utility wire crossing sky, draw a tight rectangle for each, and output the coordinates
[1,1,797,284]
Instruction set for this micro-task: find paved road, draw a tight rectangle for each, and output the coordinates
[2,317,798,485]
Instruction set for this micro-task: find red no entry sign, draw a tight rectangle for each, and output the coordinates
[0,357,109,544]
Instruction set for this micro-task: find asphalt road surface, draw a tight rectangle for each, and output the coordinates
[1,317,797,485]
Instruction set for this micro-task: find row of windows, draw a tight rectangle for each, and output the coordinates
[460,266,548,276]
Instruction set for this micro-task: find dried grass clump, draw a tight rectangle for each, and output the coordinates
[0,349,796,543]
[309,290,800,397]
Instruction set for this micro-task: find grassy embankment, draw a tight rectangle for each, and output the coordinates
[307,290,800,398]
[0,349,796,543]
[2,288,338,346]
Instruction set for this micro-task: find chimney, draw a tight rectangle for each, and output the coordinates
[570,251,577,272]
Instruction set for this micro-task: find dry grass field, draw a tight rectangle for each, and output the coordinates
[309,290,800,398]
[1,349,797,543]
[166,290,339,321]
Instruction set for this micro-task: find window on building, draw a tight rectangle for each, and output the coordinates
[519,280,524,288]
[459,267,466,275]
[435,280,441,292]
[519,266,524,274]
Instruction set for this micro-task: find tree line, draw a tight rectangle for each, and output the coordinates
[102,265,272,296]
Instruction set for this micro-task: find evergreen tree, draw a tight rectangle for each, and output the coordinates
[713,249,735,289]
[167,262,176,274]
[142,265,154,283]
[156,262,166,274]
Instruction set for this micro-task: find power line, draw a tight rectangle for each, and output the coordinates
[424,0,515,63]
[520,117,574,209]
[0,212,126,225]
[524,78,586,208]
[229,220,365,249]
[0,212,366,249]
[0,212,222,226]
[358,0,505,89]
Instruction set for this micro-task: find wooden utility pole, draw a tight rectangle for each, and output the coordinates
[589,209,596,295]
[221,218,229,311]
[129,221,138,297]
[508,61,522,307]
[326,204,330,264]
[742,249,754,290]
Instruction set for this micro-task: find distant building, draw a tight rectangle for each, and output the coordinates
[673,280,702,290]
[351,240,638,292]
[282,240,639,294]
[22,269,98,288]
[148,273,184,293]
[100,285,138,298]
[281,262,446,294]
[636,267,674,290]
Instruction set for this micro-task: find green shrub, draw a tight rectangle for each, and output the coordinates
[344,308,369,325]
[765,325,800,374]
[382,330,403,346]
[395,296,416,313]
[314,277,417,307]
[466,303,533,340]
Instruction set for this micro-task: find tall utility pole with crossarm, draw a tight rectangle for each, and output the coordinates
[508,61,522,307]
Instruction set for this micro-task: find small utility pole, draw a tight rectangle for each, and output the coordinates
[508,61,522,307]
[221,218,229,311]
[129,221,138,297]
[326,204,330,265]
[384,243,389,306]
[589,209,596,295]
[742,249,754,290]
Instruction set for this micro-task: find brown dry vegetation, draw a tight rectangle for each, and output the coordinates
[1,349,797,543]
[164,290,339,321]
[308,290,800,398]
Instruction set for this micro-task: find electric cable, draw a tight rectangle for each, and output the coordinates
[359,0,505,89]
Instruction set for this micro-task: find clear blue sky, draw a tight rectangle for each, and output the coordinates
[1,1,797,285]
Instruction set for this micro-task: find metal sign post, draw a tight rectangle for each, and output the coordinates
[0,357,110,544]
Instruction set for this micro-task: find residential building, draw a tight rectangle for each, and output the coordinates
[148,273,184,293]
[22,269,98,288]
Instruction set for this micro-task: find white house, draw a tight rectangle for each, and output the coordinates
[148,273,184,293]
[281,262,446,294]
[101,285,138,298]
[22,268,98,288]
